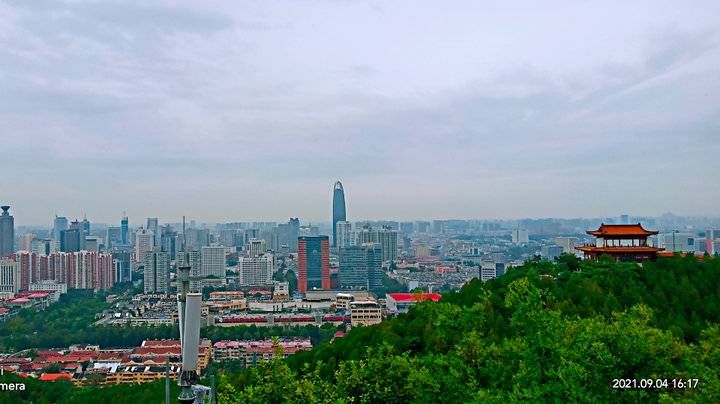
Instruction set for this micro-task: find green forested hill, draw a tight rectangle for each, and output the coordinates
[1,255,718,403]
[217,255,720,403]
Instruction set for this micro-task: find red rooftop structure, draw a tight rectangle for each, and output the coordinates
[39,373,73,382]
[576,223,664,261]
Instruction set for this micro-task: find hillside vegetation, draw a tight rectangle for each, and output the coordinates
[218,255,720,403]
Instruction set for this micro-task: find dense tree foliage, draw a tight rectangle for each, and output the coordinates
[0,292,339,351]
[0,290,180,351]
[204,323,339,346]
[218,255,720,402]
[0,373,177,404]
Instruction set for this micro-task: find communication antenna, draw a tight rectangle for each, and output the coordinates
[177,215,206,403]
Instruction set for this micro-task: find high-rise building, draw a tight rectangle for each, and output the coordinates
[201,246,226,279]
[399,222,414,235]
[511,229,529,244]
[339,243,383,290]
[238,254,274,286]
[297,236,330,293]
[377,226,398,263]
[247,238,266,258]
[72,251,114,291]
[0,206,14,258]
[84,236,99,252]
[335,221,352,248]
[0,258,21,298]
[217,229,238,248]
[120,215,129,245]
[298,225,319,237]
[186,228,210,249]
[260,228,279,252]
[657,232,695,253]
[160,225,179,257]
[354,225,378,245]
[112,250,132,283]
[143,248,169,294]
[81,217,90,237]
[31,239,55,256]
[177,250,201,292]
[277,218,300,252]
[415,221,430,233]
[106,227,122,249]
[13,250,38,290]
[541,245,564,261]
[53,216,69,244]
[332,181,347,248]
[147,217,161,247]
[21,233,35,251]
[135,229,155,264]
[60,228,81,253]
[553,237,580,255]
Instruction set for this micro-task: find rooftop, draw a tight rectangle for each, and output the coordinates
[39,373,73,382]
[387,293,442,303]
[587,223,658,237]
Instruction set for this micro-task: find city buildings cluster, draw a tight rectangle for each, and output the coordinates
[0,185,718,322]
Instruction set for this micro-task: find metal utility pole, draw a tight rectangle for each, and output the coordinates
[178,215,201,404]
[165,357,170,404]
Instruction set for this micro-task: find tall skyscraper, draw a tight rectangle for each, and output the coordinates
[53,216,68,244]
[377,226,398,263]
[0,206,14,258]
[339,243,383,290]
[335,221,352,248]
[277,218,300,252]
[120,215,129,245]
[147,217,160,247]
[297,235,330,293]
[332,181,347,248]
[160,225,179,257]
[135,228,154,264]
[143,248,169,294]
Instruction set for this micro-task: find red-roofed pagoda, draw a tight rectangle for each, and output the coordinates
[576,223,664,261]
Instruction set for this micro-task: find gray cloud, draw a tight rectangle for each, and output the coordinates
[0,1,719,224]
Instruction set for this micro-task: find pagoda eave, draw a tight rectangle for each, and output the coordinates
[576,246,664,253]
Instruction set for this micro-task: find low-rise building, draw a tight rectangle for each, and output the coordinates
[349,300,382,327]
[212,338,312,366]
[386,293,441,315]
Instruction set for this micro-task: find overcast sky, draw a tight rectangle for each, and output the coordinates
[1,1,719,225]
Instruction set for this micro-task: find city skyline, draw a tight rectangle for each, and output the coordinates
[2,1,719,224]
[6,207,720,229]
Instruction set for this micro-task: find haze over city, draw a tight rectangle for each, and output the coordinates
[2,0,719,224]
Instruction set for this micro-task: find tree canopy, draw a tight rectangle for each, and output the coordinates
[218,255,720,403]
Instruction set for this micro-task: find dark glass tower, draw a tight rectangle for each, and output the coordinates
[0,206,14,258]
[121,215,129,245]
[297,236,330,293]
[332,181,347,247]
